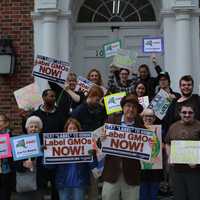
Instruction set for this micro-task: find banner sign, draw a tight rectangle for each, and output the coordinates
[10,134,42,161]
[148,89,172,120]
[143,37,164,53]
[43,132,93,164]
[33,55,71,84]
[103,40,121,58]
[0,134,12,159]
[138,96,149,109]
[104,92,126,115]
[75,76,94,96]
[141,125,162,169]
[170,140,200,164]
[102,124,154,161]
[111,49,137,70]
[14,82,43,111]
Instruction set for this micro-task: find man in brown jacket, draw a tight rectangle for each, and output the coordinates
[101,94,144,200]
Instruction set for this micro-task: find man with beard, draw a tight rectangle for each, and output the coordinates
[168,75,200,125]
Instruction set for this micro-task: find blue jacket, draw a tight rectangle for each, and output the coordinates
[55,162,95,189]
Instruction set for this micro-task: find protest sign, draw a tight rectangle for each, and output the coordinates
[143,37,164,53]
[138,96,149,109]
[148,89,172,120]
[103,40,121,58]
[14,82,43,111]
[111,49,137,71]
[104,92,126,115]
[141,125,162,169]
[0,134,12,159]
[102,124,154,161]
[92,126,106,177]
[43,132,93,164]
[75,76,94,96]
[10,134,42,161]
[170,141,200,164]
[33,55,71,84]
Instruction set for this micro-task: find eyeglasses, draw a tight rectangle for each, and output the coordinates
[181,111,194,115]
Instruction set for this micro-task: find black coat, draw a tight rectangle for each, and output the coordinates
[71,102,106,131]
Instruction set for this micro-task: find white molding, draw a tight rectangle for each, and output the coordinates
[37,0,57,10]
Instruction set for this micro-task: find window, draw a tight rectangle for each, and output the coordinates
[77,0,156,22]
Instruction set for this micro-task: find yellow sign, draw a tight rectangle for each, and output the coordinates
[104,92,126,115]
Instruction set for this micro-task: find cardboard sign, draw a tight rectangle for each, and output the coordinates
[143,37,164,53]
[103,40,121,58]
[10,134,43,161]
[111,49,137,71]
[43,132,93,164]
[0,134,12,159]
[75,76,94,96]
[138,96,149,109]
[148,89,172,120]
[14,82,43,111]
[170,141,200,164]
[102,124,154,161]
[141,125,163,169]
[33,55,71,85]
[104,92,126,115]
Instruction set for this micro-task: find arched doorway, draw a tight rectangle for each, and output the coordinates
[72,0,162,85]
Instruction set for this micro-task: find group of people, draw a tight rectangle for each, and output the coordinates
[0,62,200,200]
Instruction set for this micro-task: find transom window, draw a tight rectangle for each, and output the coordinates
[77,0,156,22]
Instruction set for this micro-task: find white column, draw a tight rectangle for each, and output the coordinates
[58,15,71,62]
[175,12,191,76]
[35,14,58,93]
[42,15,58,57]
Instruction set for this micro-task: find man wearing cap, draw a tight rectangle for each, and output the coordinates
[101,94,144,200]
[156,72,180,100]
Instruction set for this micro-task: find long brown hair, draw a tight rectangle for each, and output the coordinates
[64,118,81,132]
[87,68,103,86]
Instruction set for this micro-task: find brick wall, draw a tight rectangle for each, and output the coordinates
[0,0,34,133]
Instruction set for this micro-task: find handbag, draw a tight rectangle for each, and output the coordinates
[16,170,37,192]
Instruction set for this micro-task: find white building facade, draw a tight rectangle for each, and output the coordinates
[32,0,200,93]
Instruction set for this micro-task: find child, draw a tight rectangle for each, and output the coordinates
[15,115,44,200]
[54,118,96,200]
[0,113,13,200]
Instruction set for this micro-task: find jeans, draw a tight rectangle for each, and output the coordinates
[139,182,160,200]
[58,187,85,200]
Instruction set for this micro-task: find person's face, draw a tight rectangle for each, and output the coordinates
[180,106,194,124]
[135,83,146,97]
[159,77,169,89]
[123,102,138,120]
[67,122,79,132]
[87,95,101,107]
[27,123,40,134]
[0,116,9,131]
[142,112,155,126]
[119,69,129,83]
[67,76,77,91]
[89,71,100,84]
[180,80,193,97]
[139,67,149,80]
[43,91,56,106]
